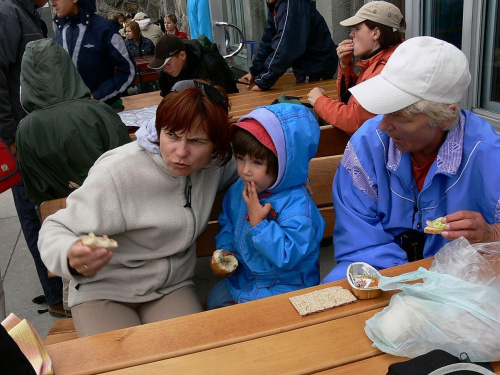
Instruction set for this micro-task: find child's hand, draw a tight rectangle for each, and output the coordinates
[242,181,271,227]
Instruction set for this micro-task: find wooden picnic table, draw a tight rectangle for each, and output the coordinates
[121,73,338,120]
[121,73,348,154]
[44,257,500,374]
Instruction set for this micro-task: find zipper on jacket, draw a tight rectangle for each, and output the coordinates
[412,186,422,230]
[184,176,192,208]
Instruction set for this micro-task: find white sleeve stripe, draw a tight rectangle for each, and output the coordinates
[100,33,136,102]
[259,0,290,82]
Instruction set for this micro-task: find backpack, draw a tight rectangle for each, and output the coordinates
[387,350,495,375]
[0,139,21,193]
[270,94,327,125]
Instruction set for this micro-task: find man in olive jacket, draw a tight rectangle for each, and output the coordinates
[16,39,131,208]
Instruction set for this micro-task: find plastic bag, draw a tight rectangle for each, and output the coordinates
[365,238,500,362]
[430,237,500,287]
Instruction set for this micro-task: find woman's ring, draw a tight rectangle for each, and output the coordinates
[84,264,89,271]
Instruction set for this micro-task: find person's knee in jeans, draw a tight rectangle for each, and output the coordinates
[205,279,234,310]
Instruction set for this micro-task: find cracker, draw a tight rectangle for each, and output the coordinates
[289,286,357,316]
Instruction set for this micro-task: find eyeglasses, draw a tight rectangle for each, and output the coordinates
[171,80,227,109]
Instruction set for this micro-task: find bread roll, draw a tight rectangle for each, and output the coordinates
[81,232,118,251]
[210,249,238,276]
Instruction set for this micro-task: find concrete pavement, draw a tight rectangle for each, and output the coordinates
[0,189,57,339]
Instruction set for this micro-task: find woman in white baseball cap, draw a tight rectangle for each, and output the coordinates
[322,36,500,284]
[307,1,405,135]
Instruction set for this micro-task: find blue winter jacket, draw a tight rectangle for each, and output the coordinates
[323,111,500,283]
[217,104,325,303]
[54,0,135,102]
[250,0,337,91]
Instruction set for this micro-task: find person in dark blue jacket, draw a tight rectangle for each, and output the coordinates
[323,37,500,283]
[205,104,325,309]
[240,0,338,91]
[51,0,135,107]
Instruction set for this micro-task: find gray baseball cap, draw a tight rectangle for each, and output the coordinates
[340,1,403,31]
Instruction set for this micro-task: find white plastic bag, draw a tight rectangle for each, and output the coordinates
[365,238,500,362]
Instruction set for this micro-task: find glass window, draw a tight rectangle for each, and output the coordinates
[422,0,463,49]
[480,0,500,112]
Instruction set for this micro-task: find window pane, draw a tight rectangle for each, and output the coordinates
[423,0,463,49]
[481,1,500,112]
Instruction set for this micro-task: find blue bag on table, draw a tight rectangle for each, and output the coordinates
[365,238,500,362]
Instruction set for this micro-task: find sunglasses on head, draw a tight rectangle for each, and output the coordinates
[171,80,227,109]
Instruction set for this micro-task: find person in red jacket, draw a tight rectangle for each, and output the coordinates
[164,14,188,39]
[307,1,405,135]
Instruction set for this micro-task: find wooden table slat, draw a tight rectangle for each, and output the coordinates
[121,74,338,125]
[101,309,384,374]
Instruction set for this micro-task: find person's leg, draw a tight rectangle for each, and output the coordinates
[139,285,203,324]
[71,300,142,337]
[11,181,63,308]
[205,279,235,310]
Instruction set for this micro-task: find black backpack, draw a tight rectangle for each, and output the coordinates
[387,350,495,375]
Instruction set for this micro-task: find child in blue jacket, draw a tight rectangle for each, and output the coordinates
[205,104,325,309]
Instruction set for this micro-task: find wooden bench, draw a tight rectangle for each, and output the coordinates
[132,56,158,87]
[43,154,343,345]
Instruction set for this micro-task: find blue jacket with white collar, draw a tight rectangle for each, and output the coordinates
[323,110,500,283]
[54,0,135,102]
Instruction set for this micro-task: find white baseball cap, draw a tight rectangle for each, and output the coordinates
[349,36,471,114]
[133,12,148,20]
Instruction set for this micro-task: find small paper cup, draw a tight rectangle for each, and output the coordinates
[346,262,382,300]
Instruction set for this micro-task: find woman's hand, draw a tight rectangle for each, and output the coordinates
[307,87,325,106]
[337,39,354,68]
[441,210,500,244]
[67,240,113,277]
[242,181,271,227]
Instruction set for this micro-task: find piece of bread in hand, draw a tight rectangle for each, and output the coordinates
[81,232,118,251]
[424,217,445,234]
[210,249,238,276]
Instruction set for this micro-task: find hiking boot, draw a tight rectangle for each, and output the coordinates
[48,302,72,318]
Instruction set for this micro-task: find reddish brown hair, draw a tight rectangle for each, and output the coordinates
[155,86,232,166]
[125,21,141,43]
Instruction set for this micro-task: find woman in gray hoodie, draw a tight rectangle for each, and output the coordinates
[38,80,238,337]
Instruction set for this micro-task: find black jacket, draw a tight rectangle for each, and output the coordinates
[158,40,238,97]
[0,0,44,145]
[250,0,338,90]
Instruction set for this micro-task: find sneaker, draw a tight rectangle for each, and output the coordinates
[48,302,72,318]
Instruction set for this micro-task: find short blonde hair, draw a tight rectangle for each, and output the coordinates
[164,14,178,24]
[401,99,461,130]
